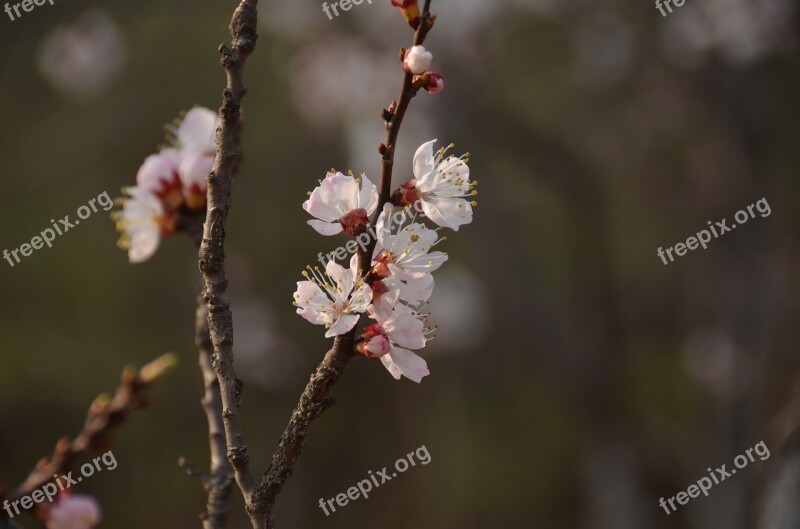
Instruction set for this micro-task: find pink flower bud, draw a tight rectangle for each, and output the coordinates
[356,323,391,358]
[422,72,444,94]
[46,494,102,529]
[403,45,433,74]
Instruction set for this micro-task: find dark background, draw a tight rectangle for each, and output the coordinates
[1,0,799,528]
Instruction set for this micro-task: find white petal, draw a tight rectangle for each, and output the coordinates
[113,187,164,264]
[348,284,373,314]
[303,171,361,221]
[383,272,435,303]
[177,107,218,153]
[380,354,404,380]
[421,197,473,231]
[325,314,360,338]
[374,204,396,252]
[294,281,333,325]
[358,175,379,215]
[320,171,360,212]
[307,219,343,236]
[383,347,429,383]
[369,289,400,324]
[385,310,426,350]
[413,139,437,181]
[179,152,213,193]
[325,259,352,299]
[128,226,161,263]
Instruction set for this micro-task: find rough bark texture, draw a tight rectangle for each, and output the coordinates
[196,0,260,525]
[179,299,234,529]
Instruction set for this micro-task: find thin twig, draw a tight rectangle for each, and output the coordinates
[191,297,234,528]
[197,0,260,523]
[2,354,176,507]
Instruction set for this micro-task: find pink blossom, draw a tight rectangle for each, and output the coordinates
[46,494,101,529]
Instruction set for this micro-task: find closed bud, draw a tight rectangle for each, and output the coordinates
[421,71,444,94]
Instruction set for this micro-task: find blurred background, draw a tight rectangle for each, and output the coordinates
[1,0,799,528]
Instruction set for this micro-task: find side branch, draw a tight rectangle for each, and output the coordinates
[3,354,176,506]
[182,298,233,529]
[369,0,435,273]
[197,0,259,519]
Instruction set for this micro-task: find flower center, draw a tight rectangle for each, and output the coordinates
[339,208,369,236]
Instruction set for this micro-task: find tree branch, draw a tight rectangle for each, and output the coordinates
[181,297,234,529]
[374,0,435,221]
[1,354,176,507]
[250,4,437,528]
[197,0,259,522]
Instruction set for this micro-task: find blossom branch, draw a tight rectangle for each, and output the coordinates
[196,0,259,520]
[374,0,435,222]
[2,354,176,507]
[253,3,437,527]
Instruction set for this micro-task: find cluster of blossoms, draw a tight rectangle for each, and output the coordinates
[112,107,218,263]
[294,139,476,382]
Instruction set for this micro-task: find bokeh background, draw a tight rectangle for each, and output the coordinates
[1,0,799,528]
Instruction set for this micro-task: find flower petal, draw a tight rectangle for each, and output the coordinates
[358,174,379,215]
[385,310,426,350]
[325,313,360,338]
[136,151,180,195]
[382,347,429,383]
[348,284,373,314]
[179,152,213,193]
[413,139,437,181]
[421,196,473,231]
[294,281,333,325]
[177,107,218,153]
[325,259,353,299]
[307,219,343,236]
